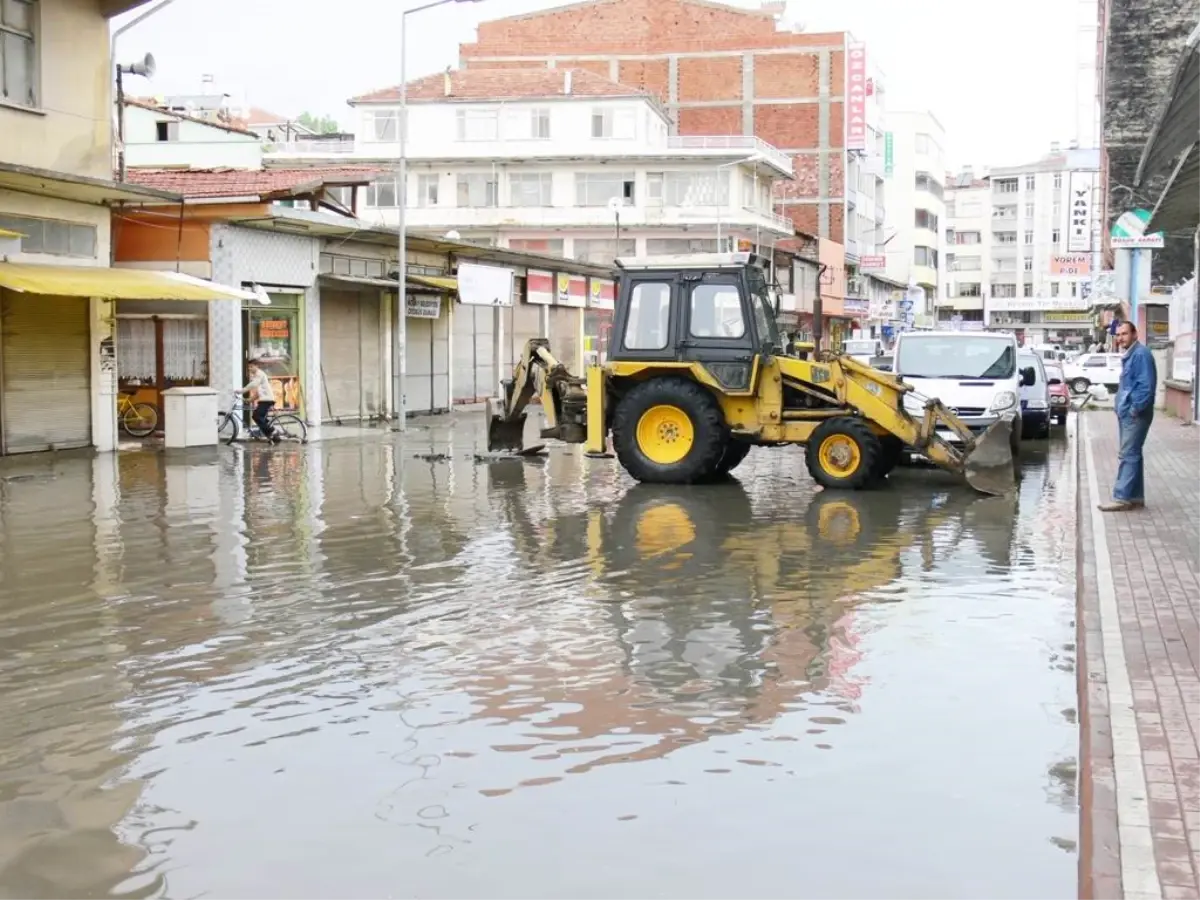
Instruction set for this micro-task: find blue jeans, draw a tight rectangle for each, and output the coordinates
[1113,410,1153,502]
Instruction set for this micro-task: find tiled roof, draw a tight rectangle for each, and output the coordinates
[123,99,260,137]
[350,67,653,104]
[125,166,385,199]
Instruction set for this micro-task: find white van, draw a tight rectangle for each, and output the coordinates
[841,337,884,363]
[892,330,1035,457]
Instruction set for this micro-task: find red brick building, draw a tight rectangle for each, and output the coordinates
[459,0,852,244]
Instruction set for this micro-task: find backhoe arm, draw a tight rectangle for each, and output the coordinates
[486,338,588,453]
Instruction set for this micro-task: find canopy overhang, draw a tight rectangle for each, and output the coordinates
[1147,142,1200,234]
[0,263,258,302]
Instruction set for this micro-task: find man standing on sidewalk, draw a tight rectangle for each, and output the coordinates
[1099,321,1157,511]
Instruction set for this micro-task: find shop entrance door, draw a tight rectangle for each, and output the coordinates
[242,292,303,414]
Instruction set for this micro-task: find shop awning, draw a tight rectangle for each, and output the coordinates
[407,274,457,292]
[0,263,258,301]
[1147,142,1200,234]
[320,274,398,290]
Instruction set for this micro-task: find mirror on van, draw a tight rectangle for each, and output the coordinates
[1021,366,1037,387]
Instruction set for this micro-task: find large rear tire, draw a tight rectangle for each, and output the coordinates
[805,417,881,490]
[612,378,727,484]
[872,435,904,481]
[714,440,752,474]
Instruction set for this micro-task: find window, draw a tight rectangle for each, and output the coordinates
[575,172,636,206]
[913,246,938,267]
[508,238,564,255]
[573,238,636,263]
[364,110,399,142]
[0,213,97,258]
[1024,202,1034,218]
[1023,283,1034,297]
[1,0,35,107]
[365,177,400,208]
[663,172,729,206]
[154,120,180,142]
[993,257,1017,272]
[994,178,1019,194]
[1024,175,1036,191]
[528,108,551,139]
[1051,282,1060,297]
[1023,257,1033,271]
[955,231,981,245]
[914,172,944,200]
[951,256,981,271]
[591,107,635,139]
[646,172,664,202]
[955,283,982,297]
[689,283,745,338]
[1053,173,1063,189]
[914,209,939,231]
[995,232,1017,244]
[456,109,499,141]
[1052,228,1061,244]
[416,174,439,207]
[1070,282,1078,297]
[456,173,498,207]
[992,205,1016,219]
[624,282,671,350]
[1024,229,1034,244]
[508,172,552,207]
[914,133,933,155]
[646,238,719,255]
[992,283,1017,298]
[326,186,353,208]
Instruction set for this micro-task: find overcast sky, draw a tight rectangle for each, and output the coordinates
[113,0,1090,169]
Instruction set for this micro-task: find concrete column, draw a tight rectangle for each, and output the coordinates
[741,53,755,135]
[89,297,117,453]
[667,55,680,133]
[817,48,832,239]
[303,284,321,442]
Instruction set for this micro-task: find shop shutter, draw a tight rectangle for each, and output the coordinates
[1,293,91,454]
[548,306,581,373]
[406,314,434,415]
[319,290,363,422]
[432,308,450,413]
[471,306,495,403]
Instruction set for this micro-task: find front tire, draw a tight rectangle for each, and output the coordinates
[121,402,158,438]
[612,378,727,484]
[218,412,240,444]
[1070,377,1090,394]
[271,414,308,444]
[805,417,881,490]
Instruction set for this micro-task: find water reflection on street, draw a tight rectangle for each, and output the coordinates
[0,419,1079,899]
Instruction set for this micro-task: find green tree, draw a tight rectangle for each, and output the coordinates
[297,111,340,134]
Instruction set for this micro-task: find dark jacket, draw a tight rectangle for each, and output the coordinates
[1115,342,1156,418]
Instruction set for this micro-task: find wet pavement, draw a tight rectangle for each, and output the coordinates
[0,415,1080,899]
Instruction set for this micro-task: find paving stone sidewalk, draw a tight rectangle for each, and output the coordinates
[1078,411,1200,899]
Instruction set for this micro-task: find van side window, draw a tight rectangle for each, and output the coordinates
[624,282,671,350]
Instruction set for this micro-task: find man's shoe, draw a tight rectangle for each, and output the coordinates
[1098,500,1133,512]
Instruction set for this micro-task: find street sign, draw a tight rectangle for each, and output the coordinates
[1111,208,1164,249]
[884,132,894,176]
[859,254,886,270]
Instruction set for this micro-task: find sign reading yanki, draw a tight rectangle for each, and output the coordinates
[1110,208,1166,249]
[1067,171,1095,253]
[845,43,867,152]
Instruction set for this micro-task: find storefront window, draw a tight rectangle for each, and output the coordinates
[245,292,303,412]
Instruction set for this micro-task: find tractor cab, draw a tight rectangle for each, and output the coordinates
[609,253,782,391]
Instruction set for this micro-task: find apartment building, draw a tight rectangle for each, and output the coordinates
[876,110,946,321]
[457,0,856,245]
[268,68,796,262]
[943,145,1102,346]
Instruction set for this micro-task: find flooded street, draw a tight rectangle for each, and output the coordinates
[0,417,1080,899]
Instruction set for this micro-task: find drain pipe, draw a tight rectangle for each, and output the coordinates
[109,0,179,171]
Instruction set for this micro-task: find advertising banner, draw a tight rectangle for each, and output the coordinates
[526,269,554,305]
[457,262,514,306]
[846,43,867,152]
[1067,172,1095,253]
[1050,253,1091,276]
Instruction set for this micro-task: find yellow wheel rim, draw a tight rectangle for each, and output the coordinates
[817,433,862,478]
[815,499,862,545]
[636,405,695,465]
[635,502,697,558]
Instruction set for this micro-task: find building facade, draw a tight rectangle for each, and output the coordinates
[874,110,945,321]
[268,68,796,263]
[456,0,854,245]
[942,146,1102,346]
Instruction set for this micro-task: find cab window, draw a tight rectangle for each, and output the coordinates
[624,282,671,350]
[689,283,745,339]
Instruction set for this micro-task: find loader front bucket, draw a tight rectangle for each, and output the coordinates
[962,416,1017,496]
[486,398,526,453]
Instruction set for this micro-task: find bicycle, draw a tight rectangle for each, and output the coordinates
[116,389,159,438]
[217,392,308,445]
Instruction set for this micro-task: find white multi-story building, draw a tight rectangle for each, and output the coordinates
[877,110,947,322]
[266,68,795,263]
[943,144,1102,346]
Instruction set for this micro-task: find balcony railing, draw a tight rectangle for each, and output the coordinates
[265,138,357,154]
[667,135,792,174]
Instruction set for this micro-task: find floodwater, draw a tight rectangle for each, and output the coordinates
[0,416,1080,900]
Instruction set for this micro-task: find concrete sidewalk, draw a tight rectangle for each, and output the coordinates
[1078,412,1200,899]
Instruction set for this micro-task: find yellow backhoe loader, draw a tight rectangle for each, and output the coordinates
[486,253,1016,495]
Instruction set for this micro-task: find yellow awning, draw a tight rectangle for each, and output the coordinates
[407,274,457,292]
[0,228,25,239]
[0,263,257,302]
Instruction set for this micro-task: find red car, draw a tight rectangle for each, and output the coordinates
[1045,364,1070,427]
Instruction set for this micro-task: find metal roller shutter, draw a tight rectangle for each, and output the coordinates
[406,314,434,415]
[320,289,384,423]
[1,292,91,454]
[431,309,450,413]
[548,306,581,373]
[507,302,541,371]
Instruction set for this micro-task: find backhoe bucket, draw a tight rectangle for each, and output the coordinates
[486,398,526,453]
[962,416,1017,496]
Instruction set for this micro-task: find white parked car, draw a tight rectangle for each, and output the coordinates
[1063,353,1123,394]
[841,337,884,363]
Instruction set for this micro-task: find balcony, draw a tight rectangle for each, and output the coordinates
[666,135,793,175]
[265,138,357,155]
[361,202,797,236]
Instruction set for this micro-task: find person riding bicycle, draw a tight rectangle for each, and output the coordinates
[242,360,280,444]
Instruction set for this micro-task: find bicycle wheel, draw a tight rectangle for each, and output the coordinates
[270,414,307,444]
[217,412,240,444]
[121,402,158,437]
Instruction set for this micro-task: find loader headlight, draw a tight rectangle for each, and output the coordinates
[989,390,1017,412]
